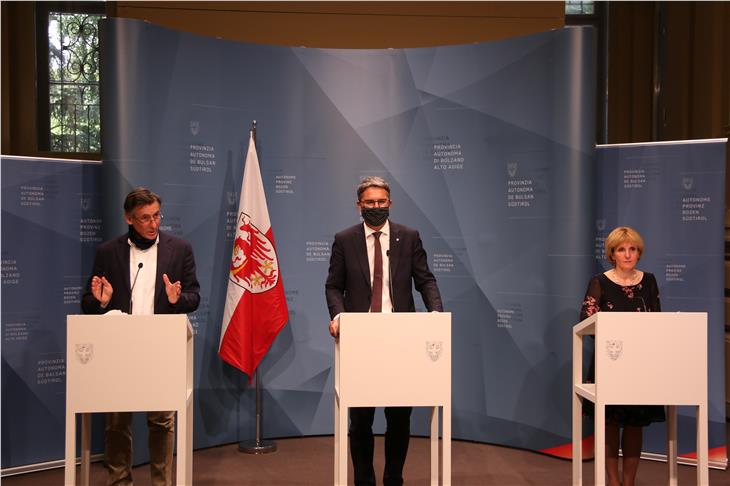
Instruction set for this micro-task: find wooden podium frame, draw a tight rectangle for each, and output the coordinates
[334,312,451,486]
[65,314,194,486]
[572,312,708,486]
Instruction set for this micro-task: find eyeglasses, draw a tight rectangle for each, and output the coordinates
[133,212,163,224]
[360,199,390,208]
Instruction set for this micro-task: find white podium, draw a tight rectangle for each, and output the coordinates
[65,314,194,486]
[334,312,451,486]
[572,312,708,486]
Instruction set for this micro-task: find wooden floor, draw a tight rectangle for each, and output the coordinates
[3,435,729,485]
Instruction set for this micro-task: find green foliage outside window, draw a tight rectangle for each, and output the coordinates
[48,12,104,153]
[565,1,595,16]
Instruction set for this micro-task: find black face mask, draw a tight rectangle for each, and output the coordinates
[361,207,389,227]
[128,225,156,250]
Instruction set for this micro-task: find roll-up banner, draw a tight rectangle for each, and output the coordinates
[1,156,105,469]
[596,140,727,464]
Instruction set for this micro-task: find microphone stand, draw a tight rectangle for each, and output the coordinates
[238,120,276,455]
[129,262,143,314]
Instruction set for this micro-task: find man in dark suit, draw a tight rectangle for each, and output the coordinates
[82,187,200,486]
[326,176,443,486]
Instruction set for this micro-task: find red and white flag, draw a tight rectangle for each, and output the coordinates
[219,131,289,380]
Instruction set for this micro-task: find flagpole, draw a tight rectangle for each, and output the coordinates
[239,369,276,453]
[238,119,277,455]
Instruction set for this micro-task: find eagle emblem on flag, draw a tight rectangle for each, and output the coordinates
[229,211,279,293]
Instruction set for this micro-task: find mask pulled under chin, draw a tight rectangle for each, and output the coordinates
[128,225,156,250]
[361,207,389,227]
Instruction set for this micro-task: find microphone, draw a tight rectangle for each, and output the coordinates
[129,262,143,314]
[636,296,648,312]
[386,250,394,312]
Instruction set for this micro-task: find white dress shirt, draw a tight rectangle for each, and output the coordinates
[363,221,393,313]
[128,236,158,315]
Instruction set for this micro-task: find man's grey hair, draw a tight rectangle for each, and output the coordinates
[357,176,390,200]
[124,187,161,213]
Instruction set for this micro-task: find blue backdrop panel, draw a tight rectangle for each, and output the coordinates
[1,156,105,468]
[98,17,596,460]
[596,140,727,460]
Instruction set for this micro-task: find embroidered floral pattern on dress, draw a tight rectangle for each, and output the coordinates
[582,295,599,317]
[620,283,642,299]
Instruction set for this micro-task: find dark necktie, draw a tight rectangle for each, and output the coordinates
[371,231,383,312]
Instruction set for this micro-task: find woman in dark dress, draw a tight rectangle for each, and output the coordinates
[580,226,664,486]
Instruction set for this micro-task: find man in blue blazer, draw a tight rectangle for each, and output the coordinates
[82,187,200,486]
[326,176,443,486]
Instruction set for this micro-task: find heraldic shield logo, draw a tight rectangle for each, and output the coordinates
[426,341,443,362]
[75,343,93,364]
[229,212,279,293]
[606,339,623,361]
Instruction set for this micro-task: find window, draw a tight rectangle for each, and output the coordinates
[37,3,105,154]
[565,1,595,16]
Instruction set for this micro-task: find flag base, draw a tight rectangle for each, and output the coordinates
[238,439,277,454]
